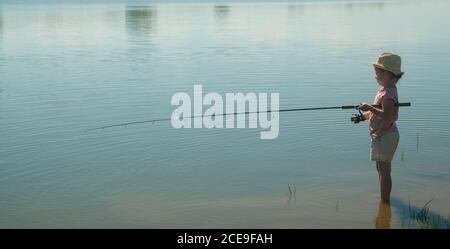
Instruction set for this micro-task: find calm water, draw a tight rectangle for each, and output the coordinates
[1,0,450,228]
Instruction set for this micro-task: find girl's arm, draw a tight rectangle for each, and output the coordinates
[369,97,395,120]
[358,97,395,120]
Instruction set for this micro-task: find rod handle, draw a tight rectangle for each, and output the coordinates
[397,102,411,107]
[373,102,411,108]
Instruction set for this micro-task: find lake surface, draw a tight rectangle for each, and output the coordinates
[1,0,450,228]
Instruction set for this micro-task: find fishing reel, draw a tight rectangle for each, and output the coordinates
[351,109,366,124]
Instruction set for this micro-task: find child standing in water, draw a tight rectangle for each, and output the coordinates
[358,52,404,203]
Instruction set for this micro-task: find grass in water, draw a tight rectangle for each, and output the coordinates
[288,184,296,197]
[287,184,297,207]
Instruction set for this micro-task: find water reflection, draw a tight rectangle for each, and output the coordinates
[374,200,391,229]
[214,5,230,25]
[345,2,385,11]
[288,4,304,17]
[125,6,157,38]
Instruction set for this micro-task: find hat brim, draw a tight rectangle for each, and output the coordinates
[373,62,404,76]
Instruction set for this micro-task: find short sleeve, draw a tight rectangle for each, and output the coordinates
[383,88,398,104]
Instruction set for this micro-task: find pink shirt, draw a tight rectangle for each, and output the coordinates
[368,86,399,139]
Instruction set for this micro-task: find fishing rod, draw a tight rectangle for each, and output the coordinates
[85,102,411,132]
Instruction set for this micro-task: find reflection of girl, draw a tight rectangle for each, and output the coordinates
[358,52,404,204]
[375,200,392,229]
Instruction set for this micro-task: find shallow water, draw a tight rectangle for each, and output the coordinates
[1,0,450,228]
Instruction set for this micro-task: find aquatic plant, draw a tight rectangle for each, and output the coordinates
[286,184,297,207]
[288,184,296,197]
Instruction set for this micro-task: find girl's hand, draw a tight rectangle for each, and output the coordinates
[357,102,373,112]
[363,111,372,120]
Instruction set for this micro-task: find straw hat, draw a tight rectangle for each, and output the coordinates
[373,52,404,76]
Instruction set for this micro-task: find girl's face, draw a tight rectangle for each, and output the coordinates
[374,66,393,86]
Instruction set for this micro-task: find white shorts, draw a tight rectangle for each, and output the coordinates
[371,132,400,162]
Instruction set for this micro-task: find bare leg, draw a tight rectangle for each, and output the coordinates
[376,161,392,203]
[376,161,381,182]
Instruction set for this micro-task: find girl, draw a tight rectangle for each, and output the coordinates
[358,52,404,204]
